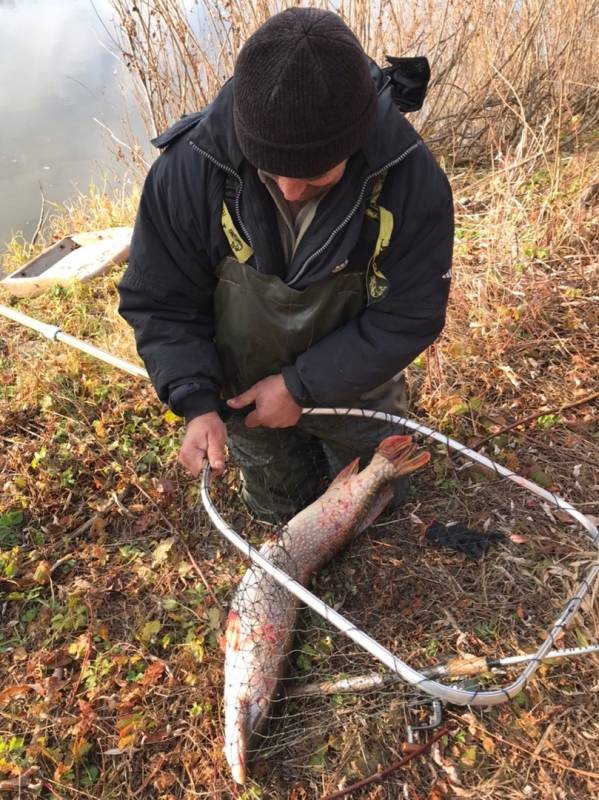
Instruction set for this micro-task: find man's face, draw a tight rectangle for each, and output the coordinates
[265,160,348,203]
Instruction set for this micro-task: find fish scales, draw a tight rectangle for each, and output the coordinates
[223,434,430,784]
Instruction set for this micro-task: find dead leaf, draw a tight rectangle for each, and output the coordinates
[155,477,176,506]
[428,782,449,799]
[91,516,108,536]
[118,732,138,749]
[145,727,171,745]
[141,660,166,686]
[88,544,108,564]
[528,465,554,489]
[139,619,161,644]
[53,762,71,782]
[71,737,92,761]
[151,536,175,567]
[134,512,157,535]
[0,684,35,706]
[510,533,528,544]
[552,510,576,525]
[33,560,51,584]
[39,648,73,669]
[117,687,143,713]
[154,770,177,791]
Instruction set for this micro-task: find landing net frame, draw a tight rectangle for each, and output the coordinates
[202,407,599,707]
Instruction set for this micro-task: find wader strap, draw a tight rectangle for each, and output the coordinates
[221,173,254,263]
[219,169,394,292]
[365,170,393,303]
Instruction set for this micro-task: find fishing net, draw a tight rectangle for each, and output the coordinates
[202,408,599,792]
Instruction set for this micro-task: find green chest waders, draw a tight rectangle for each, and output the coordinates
[213,173,408,522]
[214,256,365,400]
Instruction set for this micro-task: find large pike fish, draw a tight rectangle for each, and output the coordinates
[223,435,430,784]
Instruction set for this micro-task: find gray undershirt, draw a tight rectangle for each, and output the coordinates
[258,169,329,264]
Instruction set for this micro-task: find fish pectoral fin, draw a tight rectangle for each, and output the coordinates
[360,484,394,531]
[396,449,431,475]
[377,435,413,462]
[328,456,360,489]
[377,436,431,477]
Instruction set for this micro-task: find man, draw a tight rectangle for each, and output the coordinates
[118,7,453,521]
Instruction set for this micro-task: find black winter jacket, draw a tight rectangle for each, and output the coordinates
[118,63,454,421]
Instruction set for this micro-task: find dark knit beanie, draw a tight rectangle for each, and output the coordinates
[233,7,377,178]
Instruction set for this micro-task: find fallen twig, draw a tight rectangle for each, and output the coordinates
[133,752,167,797]
[473,391,599,450]
[320,726,450,800]
[0,765,41,792]
[30,183,47,249]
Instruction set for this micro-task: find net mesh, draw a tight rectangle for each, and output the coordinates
[203,409,599,790]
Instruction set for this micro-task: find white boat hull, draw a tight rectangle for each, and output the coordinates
[1,227,133,298]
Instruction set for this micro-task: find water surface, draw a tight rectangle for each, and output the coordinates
[0,0,149,247]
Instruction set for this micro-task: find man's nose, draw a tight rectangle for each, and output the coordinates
[276,177,307,201]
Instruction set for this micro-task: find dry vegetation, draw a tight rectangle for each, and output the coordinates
[1,1,598,798]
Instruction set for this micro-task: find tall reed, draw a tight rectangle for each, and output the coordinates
[107,0,598,167]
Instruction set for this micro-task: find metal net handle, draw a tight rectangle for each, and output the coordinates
[200,408,599,707]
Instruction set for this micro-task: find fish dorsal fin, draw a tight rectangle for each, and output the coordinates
[329,456,360,489]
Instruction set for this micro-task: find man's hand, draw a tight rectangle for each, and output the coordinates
[178,411,227,476]
[227,374,302,428]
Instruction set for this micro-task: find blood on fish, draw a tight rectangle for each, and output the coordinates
[223,434,431,785]
[255,622,284,646]
[226,611,242,651]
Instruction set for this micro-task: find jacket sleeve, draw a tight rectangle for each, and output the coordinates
[118,153,223,421]
[282,153,453,406]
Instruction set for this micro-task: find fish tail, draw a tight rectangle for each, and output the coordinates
[375,435,431,477]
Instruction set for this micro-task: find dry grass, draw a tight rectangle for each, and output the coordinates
[1,1,598,797]
[105,0,599,167]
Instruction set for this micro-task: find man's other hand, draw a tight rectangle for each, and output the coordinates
[227,374,302,428]
[178,411,227,476]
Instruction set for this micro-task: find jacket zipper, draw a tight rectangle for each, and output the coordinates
[190,137,421,281]
[287,140,421,288]
[188,140,254,250]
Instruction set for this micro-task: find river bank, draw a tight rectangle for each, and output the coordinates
[1,143,597,797]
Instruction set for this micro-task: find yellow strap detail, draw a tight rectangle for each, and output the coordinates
[372,206,393,266]
[367,204,394,301]
[221,202,254,263]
